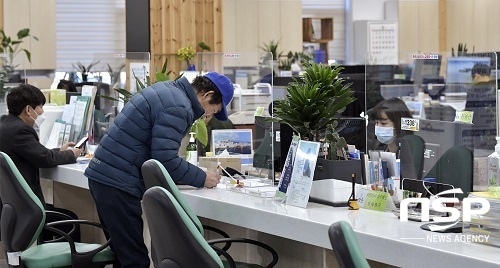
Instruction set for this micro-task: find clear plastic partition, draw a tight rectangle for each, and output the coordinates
[89,52,150,143]
[365,51,498,195]
[0,53,26,116]
[193,52,278,182]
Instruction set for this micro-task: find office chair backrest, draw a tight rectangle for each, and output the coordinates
[328,221,370,268]
[0,152,45,252]
[431,146,473,199]
[142,159,203,233]
[399,135,425,180]
[143,186,224,268]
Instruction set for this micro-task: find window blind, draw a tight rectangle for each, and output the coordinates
[56,0,126,71]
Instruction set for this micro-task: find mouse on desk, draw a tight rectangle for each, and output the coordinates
[420,221,464,233]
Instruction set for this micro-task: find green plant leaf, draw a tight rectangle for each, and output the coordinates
[22,49,31,63]
[17,28,29,39]
[161,58,168,73]
[191,119,208,146]
[156,72,169,82]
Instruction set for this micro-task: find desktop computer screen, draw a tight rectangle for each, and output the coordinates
[412,55,442,89]
[446,57,491,84]
[253,116,281,170]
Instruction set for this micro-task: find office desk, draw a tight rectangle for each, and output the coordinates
[41,164,500,268]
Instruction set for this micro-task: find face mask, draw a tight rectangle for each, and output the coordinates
[375,126,395,144]
[28,106,45,127]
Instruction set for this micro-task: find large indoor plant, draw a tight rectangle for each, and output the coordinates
[0,28,37,93]
[271,62,355,160]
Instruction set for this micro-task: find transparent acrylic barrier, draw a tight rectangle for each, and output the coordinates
[364,50,498,195]
[194,52,279,182]
[90,52,150,144]
[0,52,26,116]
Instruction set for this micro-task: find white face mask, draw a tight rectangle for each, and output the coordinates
[28,106,45,127]
[375,126,395,144]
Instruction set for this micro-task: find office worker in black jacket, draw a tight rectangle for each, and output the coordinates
[0,84,83,242]
[0,84,81,203]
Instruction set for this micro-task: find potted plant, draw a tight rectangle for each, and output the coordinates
[270,62,357,180]
[177,46,196,71]
[260,39,283,74]
[72,60,101,82]
[197,41,211,73]
[0,28,38,94]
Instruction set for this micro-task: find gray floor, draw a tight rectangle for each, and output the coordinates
[0,259,7,268]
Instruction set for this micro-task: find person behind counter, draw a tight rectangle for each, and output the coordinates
[0,84,82,241]
[368,97,413,154]
[471,63,492,85]
[84,72,234,267]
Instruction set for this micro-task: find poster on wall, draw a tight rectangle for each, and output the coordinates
[285,140,321,208]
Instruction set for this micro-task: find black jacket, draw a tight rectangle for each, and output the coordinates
[0,114,77,203]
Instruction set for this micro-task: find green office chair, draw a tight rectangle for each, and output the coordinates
[0,152,115,267]
[143,186,279,268]
[328,221,370,268]
[142,159,231,241]
[426,146,473,200]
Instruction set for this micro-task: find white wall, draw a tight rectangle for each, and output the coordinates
[345,0,398,64]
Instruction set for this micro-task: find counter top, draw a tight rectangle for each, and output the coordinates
[41,163,500,268]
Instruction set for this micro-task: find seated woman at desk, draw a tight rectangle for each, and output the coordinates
[368,97,413,154]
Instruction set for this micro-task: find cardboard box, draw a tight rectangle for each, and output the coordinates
[198,157,242,174]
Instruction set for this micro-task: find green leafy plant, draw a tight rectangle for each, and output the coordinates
[198,42,211,52]
[260,39,282,61]
[72,60,101,81]
[198,41,211,74]
[107,63,126,86]
[278,51,313,71]
[452,43,469,57]
[0,28,38,93]
[270,62,355,160]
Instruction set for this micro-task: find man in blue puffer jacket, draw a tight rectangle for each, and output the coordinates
[84,72,233,267]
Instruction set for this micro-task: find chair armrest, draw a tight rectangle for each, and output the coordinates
[40,210,78,243]
[211,245,236,268]
[207,237,279,268]
[202,225,231,251]
[45,220,111,257]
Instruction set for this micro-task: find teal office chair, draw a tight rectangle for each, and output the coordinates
[141,159,279,267]
[328,221,370,268]
[142,159,232,253]
[143,186,278,268]
[426,146,473,199]
[0,152,115,267]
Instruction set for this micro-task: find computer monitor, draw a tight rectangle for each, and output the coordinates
[253,116,280,170]
[412,55,442,89]
[414,119,463,177]
[380,84,416,99]
[446,57,491,84]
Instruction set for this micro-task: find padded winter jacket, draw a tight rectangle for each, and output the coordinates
[84,77,206,198]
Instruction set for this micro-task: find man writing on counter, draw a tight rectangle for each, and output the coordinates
[84,72,234,267]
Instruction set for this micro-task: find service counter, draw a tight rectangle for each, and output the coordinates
[40,163,500,268]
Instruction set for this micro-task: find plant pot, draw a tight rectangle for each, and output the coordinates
[313,158,365,184]
[82,73,88,82]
